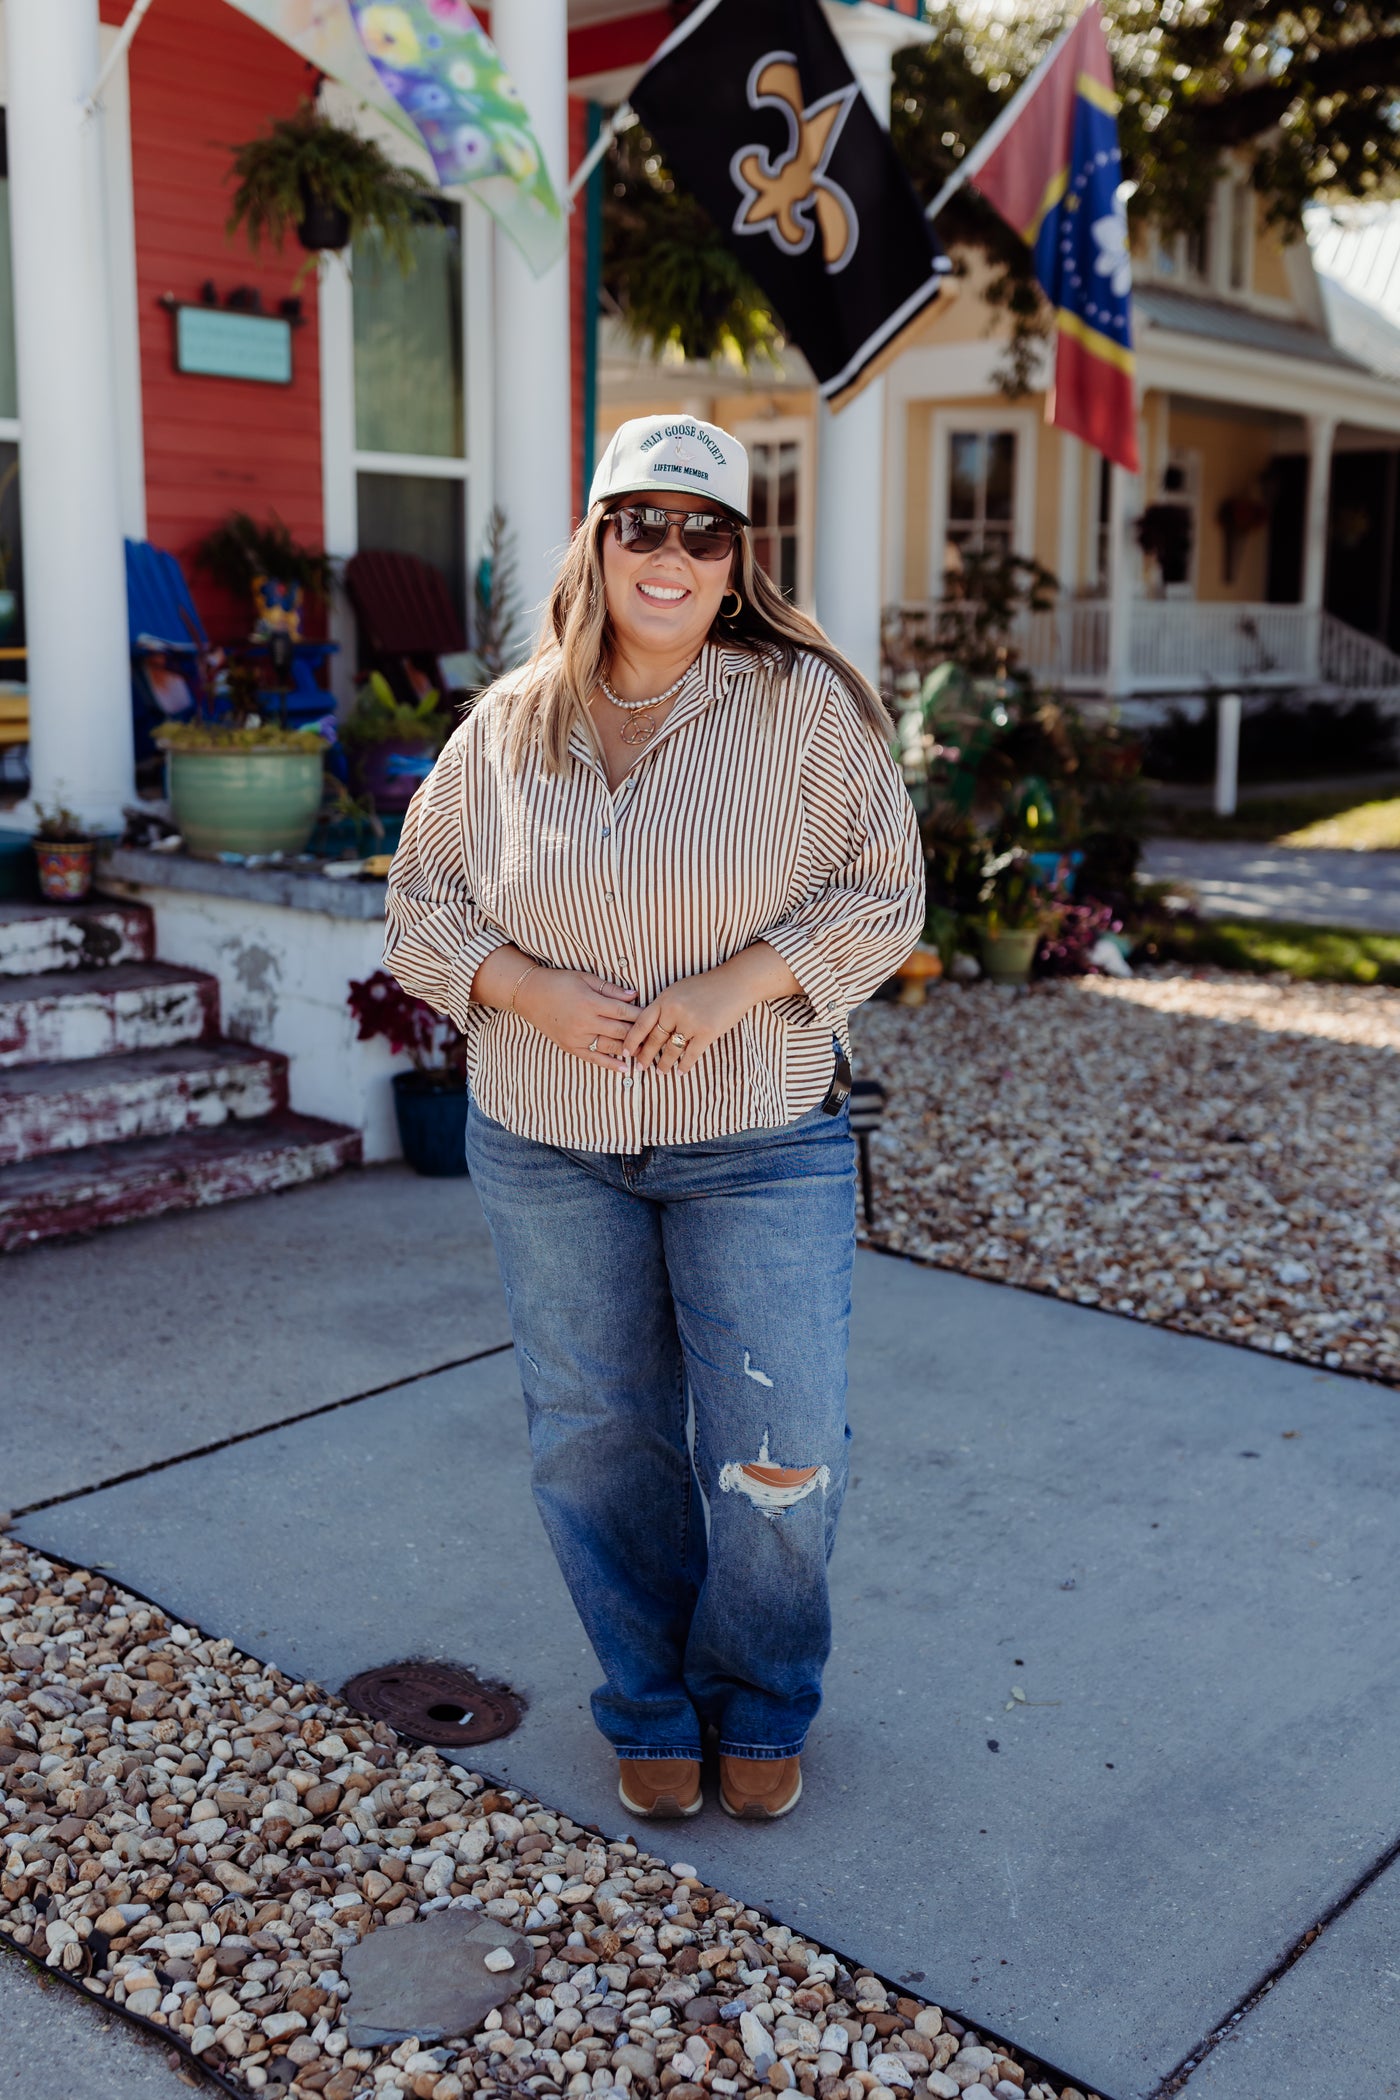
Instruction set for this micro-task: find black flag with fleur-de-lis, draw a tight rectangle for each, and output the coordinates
[629,0,950,407]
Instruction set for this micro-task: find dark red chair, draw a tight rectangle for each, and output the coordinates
[344,550,467,708]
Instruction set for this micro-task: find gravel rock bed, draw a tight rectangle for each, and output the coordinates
[852,970,1400,1386]
[0,1533,1097,2100]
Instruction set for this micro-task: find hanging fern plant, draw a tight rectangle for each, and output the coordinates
[227,102,435,275]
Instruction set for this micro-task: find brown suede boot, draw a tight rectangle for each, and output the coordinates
[618,1758,703,1819]
[719,1755,802,1819]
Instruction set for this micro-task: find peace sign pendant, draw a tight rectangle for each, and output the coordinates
[618,712,658,747]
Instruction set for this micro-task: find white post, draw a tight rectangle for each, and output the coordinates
[1214,692,1241,816]
[1106,461,1135,699]
[1301,413,1335,677]
[491,0,572,638]
[8,0,135,831]
[814,7,926,686]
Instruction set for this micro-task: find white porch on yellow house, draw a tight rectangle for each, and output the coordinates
[602,152,1400,710]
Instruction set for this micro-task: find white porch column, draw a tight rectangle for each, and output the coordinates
[1301,413,1336,612]
[1105,462,1135,699]
[1301,414,1335,678]
[8,0,134,831]
[814,6,925,684]
[492,0,572,637]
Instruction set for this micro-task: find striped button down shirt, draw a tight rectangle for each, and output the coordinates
[382,641,924,1150]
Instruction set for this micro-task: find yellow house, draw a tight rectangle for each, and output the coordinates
[599,162,1400,707]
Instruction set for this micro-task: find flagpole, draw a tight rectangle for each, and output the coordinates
[83,0,159,117]
[924,4,1085,222]
[566,102,638,208]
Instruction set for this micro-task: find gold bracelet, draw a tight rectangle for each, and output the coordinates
[507,960,540,1013]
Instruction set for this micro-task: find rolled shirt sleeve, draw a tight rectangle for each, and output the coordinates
[758,671,925,1028]
[383,727,508,1030]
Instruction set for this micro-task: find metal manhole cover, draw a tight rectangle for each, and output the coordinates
[341,1661,524,1748]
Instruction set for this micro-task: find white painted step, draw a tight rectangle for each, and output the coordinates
[0,1041,288,1165]
[0,961,218,1068]
[0,1110,362,1252]
[0,897,154,976]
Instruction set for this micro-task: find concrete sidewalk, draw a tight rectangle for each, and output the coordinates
[10,1165,1400,2096]
[1143,837,1400,932]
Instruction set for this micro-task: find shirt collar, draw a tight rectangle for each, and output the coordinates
[567,640,749,770]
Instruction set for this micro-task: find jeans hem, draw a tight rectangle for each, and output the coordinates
[718,1740,806,1761]
[613,1746,703,1762]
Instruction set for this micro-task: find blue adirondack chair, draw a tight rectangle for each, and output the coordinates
[126,539,341,766]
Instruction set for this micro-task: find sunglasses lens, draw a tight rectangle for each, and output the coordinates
[681,518,737,560]
[613,508,668,553]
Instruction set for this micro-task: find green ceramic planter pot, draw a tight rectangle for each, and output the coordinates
[167,748,324,859]
[980,927,1041,985]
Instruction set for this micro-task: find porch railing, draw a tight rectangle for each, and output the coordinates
[894,599,1400,697]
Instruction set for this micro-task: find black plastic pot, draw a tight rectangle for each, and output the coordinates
[392,1071,470,1177]
[297,182,352,252]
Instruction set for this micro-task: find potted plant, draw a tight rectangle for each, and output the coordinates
[31,800,98,903]
[226,103,434,267]
[347,970,469,1177]
[341,672,448,815]
[156,659,329,859]
[976,847,1059,985]
[195,510,331,634]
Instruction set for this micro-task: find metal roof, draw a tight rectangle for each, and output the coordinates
[1134,283,1365,370]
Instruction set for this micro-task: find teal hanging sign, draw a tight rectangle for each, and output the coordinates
[173,306,294,385]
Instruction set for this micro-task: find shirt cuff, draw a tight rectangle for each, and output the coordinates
[447,926,510,1029]
[759,922,846,1031]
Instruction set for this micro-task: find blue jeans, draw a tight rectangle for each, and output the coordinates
[465,1094,856,1762]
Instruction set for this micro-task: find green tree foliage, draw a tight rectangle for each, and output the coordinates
[604,2,1400,380]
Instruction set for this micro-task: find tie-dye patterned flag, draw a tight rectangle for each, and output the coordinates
[222,0,566,275]
[347,2,565,273]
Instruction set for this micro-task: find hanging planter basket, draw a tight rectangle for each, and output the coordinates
[296,180,352,254]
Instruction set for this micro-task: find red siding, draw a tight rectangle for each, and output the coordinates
[102,0,325,641]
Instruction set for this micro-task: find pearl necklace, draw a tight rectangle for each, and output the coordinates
[599,665,692,746]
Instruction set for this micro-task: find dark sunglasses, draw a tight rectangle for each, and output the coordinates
[608,503,740,562]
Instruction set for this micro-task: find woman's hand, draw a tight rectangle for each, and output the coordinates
[515,966,638,1072]
[623,944,803,1077]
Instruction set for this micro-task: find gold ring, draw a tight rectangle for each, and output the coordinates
[589,1037,599,1052]
[669,1032,686,1048]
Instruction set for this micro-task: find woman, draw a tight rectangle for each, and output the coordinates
[384,415,923,1821]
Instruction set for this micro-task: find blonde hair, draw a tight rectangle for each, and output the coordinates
[497,501,892,774]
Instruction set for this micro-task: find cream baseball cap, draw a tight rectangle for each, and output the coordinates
[589,414,751,524]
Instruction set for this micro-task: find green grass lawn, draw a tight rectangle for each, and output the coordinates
[1152,786,1400,846]
[1138,916,1400,985]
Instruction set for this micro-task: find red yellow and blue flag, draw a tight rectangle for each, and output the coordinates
[932,1,1138,471]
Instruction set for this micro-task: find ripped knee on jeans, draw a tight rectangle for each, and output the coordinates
[718,1434,831,1514]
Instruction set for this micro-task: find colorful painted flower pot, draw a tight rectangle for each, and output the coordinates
[980,928,1041,986]
[33,839,95,902]
[167,748,324,859]
[355,739,437,815]
[393,1072,470,1177]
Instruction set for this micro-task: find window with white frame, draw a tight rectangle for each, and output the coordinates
[352,202,467,630]
[747,434,803,601]
[945,428,1018,570]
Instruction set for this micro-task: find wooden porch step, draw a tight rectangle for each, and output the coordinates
[0,1040,288,1166]
[0,1109,362,1253]
[0,960,218,1068]
[0,897,155,977]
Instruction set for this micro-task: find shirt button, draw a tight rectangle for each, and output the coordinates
[602,825,611,836]
[605,890,615,901]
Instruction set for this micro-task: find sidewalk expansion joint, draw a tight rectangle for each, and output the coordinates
[1150,1821,1400,2094]
[0,1531,1111,2100]
[8,1342,517,1522]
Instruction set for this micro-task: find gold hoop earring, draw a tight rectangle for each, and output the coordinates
[720,589,743,620]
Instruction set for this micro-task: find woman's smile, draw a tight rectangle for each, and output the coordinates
[636,579,690,604]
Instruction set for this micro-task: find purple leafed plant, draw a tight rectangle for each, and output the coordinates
[1036,902,1122,978]
[347,969,467,1080]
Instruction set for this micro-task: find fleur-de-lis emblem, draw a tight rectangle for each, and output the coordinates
[729,54,859,274]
